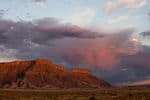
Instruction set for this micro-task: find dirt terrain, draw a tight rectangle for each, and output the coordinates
[0,87,150,100]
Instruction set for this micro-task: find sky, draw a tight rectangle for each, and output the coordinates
[0,0,150,84]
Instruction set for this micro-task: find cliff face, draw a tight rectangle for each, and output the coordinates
[72,68,91,74]
[0,59,111,89]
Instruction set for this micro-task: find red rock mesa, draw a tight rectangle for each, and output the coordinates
[0,59,111,88]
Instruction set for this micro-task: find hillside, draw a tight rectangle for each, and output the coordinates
[0,59,110,89]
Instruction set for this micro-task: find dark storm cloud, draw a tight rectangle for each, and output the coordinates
[35,17,59,25]
[0,34,7,43]
[0,18,105,61]
[94,46,150,84]
[49,27,140,70]
[33,23,104,44]
[121,46,150,68]
[0,18,139,66]
[140,11,150,38]
[0,20,14,33]
[0,18,104,48]
[97,65,150,84]
[0,20,14,43]
[140,30,150,37]
[0,18,143,70]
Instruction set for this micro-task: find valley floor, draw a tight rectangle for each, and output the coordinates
[0,87,150,100]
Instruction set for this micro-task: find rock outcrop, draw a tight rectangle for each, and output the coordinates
[0,59,111,89]
[72,68,91,75]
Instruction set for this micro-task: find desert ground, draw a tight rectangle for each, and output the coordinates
[0,87,150,100]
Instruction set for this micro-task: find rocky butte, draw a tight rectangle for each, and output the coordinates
[0,59,111,89]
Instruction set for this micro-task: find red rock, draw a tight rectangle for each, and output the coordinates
[72,68,91,74]
[0,59,111,89]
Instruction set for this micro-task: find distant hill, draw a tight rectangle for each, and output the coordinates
[127,80,150,87]
[0,59,111,89]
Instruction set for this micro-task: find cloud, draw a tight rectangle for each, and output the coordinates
[104,0,146,14]
[0,20,105,65]
[95,46,150,84]
[33,0,46,6]
[0,18,140,70]
[0,20,14,33]
[107,15,129,24]
[33,0,46,2]
[0,18,104,55]
[32,18,104,45]
[0,10,4,18]
[50,27,140,70]
[140,30,150,37]
[66,8,95,26]
[0,45,18,62]
[96,64,150,84]
[121,45,150,69]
